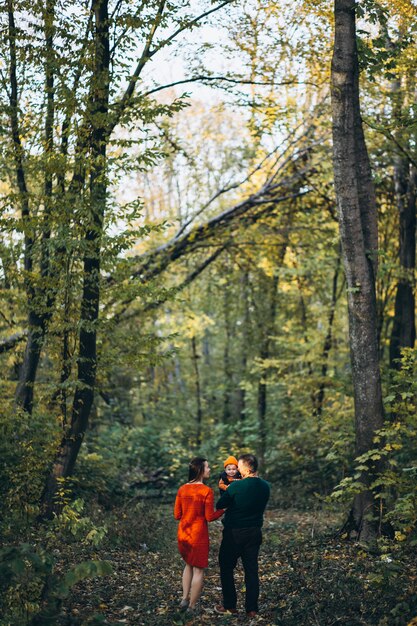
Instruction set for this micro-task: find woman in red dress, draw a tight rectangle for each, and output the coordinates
[174,457,225,612]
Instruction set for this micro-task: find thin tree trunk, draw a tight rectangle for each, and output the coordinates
[12,0,56,413]
[191,336,203,448]
[8,0,38,413]
[237,270,250,424]
[389,166,416,367]
[257,273,278,468]
[223,272,233,422]
[41,0,110,516]
[389,74,416,367]
[383,48,417,368]
[59,276,72,427]
[15,317,48,413]
[312,251,342,422]
[48,260,73,425]
[256,219,292,467]
[294,263,314,378]
[331,0,384,540]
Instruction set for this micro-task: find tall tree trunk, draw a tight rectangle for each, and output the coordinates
[41,0,110,516]
[58,274,72,427]
[237,270,250,425]
[12,0,56,413]
[312,251,342,422]
[8,0,37,413]
[294,262,314,379]
[257,273,279,468]
[223,275,233,422]
[331,0,384,540]
[191,336,203,448]
[14,316,49,413]
[389,76,416,367]
[256,219,292,467]
[389,165,416,368]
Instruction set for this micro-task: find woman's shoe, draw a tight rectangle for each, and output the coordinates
[179,599,189,612]
[186,603,200,615]
[185,606,196,617]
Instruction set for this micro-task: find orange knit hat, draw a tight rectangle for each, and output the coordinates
[224,455,238,468]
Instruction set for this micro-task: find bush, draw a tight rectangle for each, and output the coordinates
[0,408,60,539]
[74,422,191,502]
[0,542,112,626]
[329,349,417,541]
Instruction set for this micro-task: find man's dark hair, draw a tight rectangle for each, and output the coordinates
[188,457,207,482]
[238,453,258,473]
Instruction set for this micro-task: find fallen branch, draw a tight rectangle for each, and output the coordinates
[0,330,28,354]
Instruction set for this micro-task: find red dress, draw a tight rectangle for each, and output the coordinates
[174,483,224,568]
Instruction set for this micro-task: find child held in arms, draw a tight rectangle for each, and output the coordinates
[218,456,241,495]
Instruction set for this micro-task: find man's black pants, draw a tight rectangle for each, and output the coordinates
[219,526,262,613]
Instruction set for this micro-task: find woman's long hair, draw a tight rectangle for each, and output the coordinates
[188,457,207,482]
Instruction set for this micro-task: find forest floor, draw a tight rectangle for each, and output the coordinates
[60,503,417,626]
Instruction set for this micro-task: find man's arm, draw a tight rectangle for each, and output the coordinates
[216,487,233,510]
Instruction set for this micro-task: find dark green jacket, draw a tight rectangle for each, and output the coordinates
[216,476,270,528]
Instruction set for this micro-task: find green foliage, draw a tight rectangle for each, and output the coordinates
[267,395,355,508]
[0,411,111,625]
[0,409,60,539]
[379,349,417,539]
[74,422,191,501]
[0,542,112,626]
[269,534,417,626]
[47,497,108,547]
[55,560,113,600]
[330,349,417,541]
[0,543,51,625]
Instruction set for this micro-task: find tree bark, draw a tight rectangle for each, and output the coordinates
[191,336,203,448]
[389,164,416,368]
[257,272,279,468]
[41,0,110,516]
[8,0,40,414]
[14,316,49,413]
[236,270,250,425]
[256,220,291,467]
[223,265,233,422]
[331,0,384,540]
[11,0,56,414]
[312,251,342,422]
[389,76,416,368]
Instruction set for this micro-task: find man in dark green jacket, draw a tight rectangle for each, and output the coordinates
[214,453,270,618]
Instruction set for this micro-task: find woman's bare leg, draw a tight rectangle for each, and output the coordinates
[189,567,204,608]
[182,564,193,601]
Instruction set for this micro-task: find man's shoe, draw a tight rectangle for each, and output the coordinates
[246,611,257,618]
[214,604,238,615]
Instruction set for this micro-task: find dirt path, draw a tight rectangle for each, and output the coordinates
[62,507,416,626]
